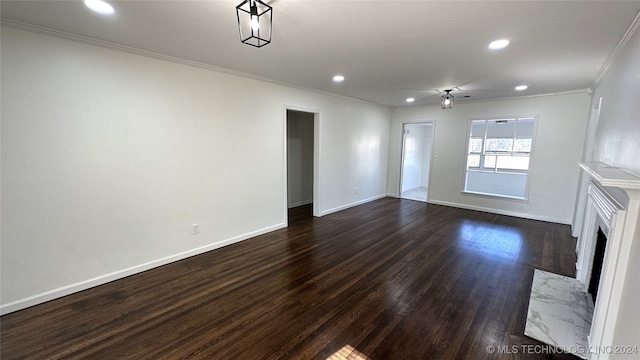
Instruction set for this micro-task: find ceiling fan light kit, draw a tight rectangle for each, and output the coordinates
[236,0,272,48]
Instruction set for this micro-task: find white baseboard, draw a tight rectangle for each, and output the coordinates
[0,223,286,315]
[288,199,313,208]
[320,194,387,216]
[427,199,570,225]
[1,197,567,314]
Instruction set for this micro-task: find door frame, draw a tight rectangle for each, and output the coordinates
[284,105,322,225]
[399,121,436,202]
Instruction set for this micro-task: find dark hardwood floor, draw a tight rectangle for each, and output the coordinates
[1,198,579,359]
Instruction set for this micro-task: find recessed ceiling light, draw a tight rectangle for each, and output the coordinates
[84,0,115,15]
[488,39,510,50]
[406,97,415,103]
[515,85,528,91]
[332,75,345,83]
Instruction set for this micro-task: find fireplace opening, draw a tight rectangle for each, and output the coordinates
[588,227,608,302]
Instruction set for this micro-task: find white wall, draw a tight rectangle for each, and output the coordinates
[464,172,527,199]
[287,110,314,208]
[0,26,390,312]
[582,23,640,359]
[590,37,640,177]
[388,93,591,224]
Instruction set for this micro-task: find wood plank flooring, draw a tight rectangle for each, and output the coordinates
[1,198,579,359]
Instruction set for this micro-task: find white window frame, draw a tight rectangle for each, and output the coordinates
[462,115,538,200]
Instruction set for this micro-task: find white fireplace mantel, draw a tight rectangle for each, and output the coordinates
[579,161,640,191]
[577,161,640,360]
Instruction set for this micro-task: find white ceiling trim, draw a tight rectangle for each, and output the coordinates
[3,1,639,107]
[0,18,382,108]
[592,10,640,86]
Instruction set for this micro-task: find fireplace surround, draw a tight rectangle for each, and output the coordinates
[576,161,640,359]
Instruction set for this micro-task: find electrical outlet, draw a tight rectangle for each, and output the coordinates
[355,187,359,195]
[192,224,199,235]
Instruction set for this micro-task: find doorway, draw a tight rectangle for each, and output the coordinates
[400,122,434,202]
[286,109,318,222]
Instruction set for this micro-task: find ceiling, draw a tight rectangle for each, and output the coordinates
[2,0,640,107]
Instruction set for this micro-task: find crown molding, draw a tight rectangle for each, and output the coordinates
[0,18,383,108]
[592,10,640,86]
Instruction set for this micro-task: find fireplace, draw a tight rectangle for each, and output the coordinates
[524,162,639,359]
[575,161,640,360]
[587,227,607,303]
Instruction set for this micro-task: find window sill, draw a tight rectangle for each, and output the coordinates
[466,169,528,175]
[462,190,529,202]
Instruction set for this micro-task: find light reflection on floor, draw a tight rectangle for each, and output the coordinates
[456,220,523,261]
[326,344,368,360]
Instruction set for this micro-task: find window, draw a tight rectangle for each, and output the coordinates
[464,116,536,199]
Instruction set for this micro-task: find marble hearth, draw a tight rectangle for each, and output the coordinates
[525,270,594,359]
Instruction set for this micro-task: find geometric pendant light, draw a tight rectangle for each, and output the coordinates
[441,89,454,109]
[236,0,272,48]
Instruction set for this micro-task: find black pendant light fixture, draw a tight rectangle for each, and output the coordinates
[441,90,454,109]
[236,0,272,48]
